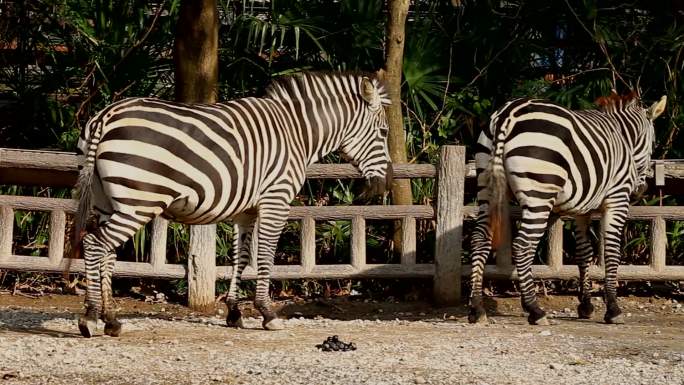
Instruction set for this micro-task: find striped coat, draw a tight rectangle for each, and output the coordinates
[469,93,666,325]
[74,71,392,337]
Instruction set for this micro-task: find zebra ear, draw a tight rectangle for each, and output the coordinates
[647,95,667,120]
[360,77,380,107]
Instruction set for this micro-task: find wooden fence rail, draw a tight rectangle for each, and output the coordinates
[0,147,464,306]
[1,146,684,307]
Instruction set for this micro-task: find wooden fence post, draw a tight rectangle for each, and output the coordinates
[150,217,168,269]
[547,217,563,271]
[598,217,605,268]
[400,216,416,265]
[48,210,66,265]
[351,216,366,270]
[250,219,259,270]
[300,217,316,273]
[495,219,512,269]
[188,224,216,312]
[650,216,667,272]
[434,145,465,305]
[0,206,12,259]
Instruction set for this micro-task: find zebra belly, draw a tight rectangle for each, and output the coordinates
[162,195,257,225]
[553,186,606,215]
[162,196,196,222]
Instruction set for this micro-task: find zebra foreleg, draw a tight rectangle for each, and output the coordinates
[253,204,288,331]
[225,216,256,328]
[601,198,629,324]
[100,252,121,336]
[468,205,491,324]
[574,215,595,319]
[225,224,244,328]
[512,208,551,325]
[79,232,106,337]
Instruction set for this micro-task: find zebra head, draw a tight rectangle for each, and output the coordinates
[598,92,667,196]
[340,75,393,196]
[642,95,668,152]
[634,94,667,194]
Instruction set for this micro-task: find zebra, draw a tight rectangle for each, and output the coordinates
[468,91,667,325]
[72,71,392,338]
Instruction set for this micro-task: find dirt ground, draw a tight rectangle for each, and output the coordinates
[1,293,683,385]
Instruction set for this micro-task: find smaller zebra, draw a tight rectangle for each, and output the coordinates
[469,92,666,325]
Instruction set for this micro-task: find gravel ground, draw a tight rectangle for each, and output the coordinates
[1,294,683,385]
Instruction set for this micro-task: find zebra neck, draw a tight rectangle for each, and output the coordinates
[292,99,350,166]
[611,108,652,181]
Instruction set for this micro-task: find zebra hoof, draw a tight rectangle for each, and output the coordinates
[531,316,550,326]
[104,320,122,337]
[263,318,284,331]
[78,316,97,338]
[226,307,244,328]
[226,317,244,329]
[577,301,594,319]
[467,308,488,324]
[605,314,625,325]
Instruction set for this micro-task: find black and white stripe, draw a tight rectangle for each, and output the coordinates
[468,93,666,325]
[74,71,392,337]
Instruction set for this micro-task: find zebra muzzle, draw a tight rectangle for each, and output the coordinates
[362,163,393,198]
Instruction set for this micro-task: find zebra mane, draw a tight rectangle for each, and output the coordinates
[595,90,640,112]
[264,71,391,106]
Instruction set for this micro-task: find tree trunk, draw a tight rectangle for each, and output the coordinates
[384,0,413,257]
[174,0,219,104]
[174,0,218,312]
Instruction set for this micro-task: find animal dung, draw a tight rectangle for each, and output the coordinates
[316,335,356,352]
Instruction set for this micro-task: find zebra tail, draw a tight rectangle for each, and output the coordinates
[487,121,509,251]
[72,162,94,258]
[64,120,101,278]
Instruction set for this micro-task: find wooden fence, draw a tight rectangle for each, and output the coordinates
[1,146,684,307]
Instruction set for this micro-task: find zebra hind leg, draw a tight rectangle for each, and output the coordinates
[78,232,106,337]
[512,207,552,326]
[468,204,492,324]
[253,204,288,331]
[225,216,256,328]
[101,252,122,336]
[601,199,629,324]
[574,215,594,319]
[78,211,153,337]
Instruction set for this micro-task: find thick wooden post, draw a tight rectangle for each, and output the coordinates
[434,146,465,305]
[351,216,366,270]
[300,217,316,273]
[188,224,216,312]
[650,216,667,272]
[0,206,13,259]
[48,210,66,265]
[547,218,563,271]
[174,0,219,311]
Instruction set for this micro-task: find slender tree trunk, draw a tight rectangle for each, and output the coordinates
[174,0,218,312]
[384,0,413,256]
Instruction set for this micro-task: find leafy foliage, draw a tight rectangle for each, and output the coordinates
[1,0,683,294]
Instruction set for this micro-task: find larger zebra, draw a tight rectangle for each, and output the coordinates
[73,71,392,338]
[469,92,666,325]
